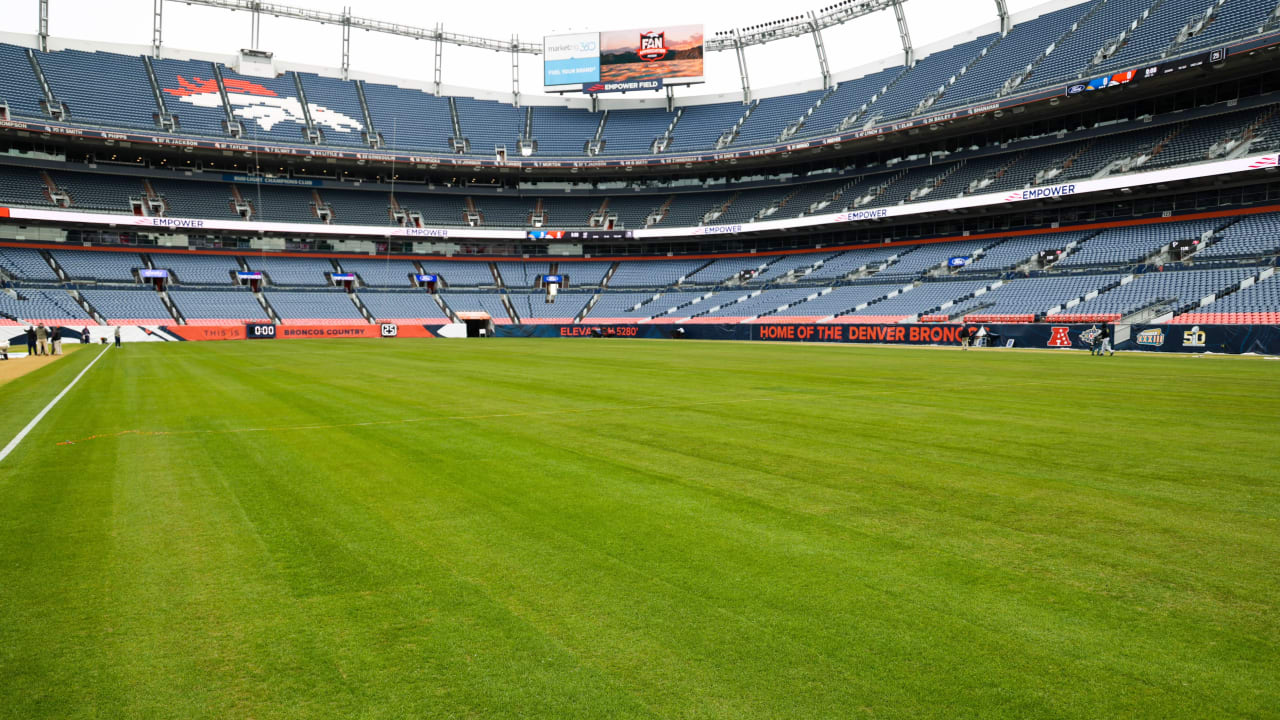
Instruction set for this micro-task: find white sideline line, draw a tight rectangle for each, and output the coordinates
[0,344,112,464]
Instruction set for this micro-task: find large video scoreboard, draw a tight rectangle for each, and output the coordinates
[544,24,704,92]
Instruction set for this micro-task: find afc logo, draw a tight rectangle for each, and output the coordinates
[638,32,668,62]
[380,323,398,338]
[1182,325,1206,347]
[1047,326,1072,347]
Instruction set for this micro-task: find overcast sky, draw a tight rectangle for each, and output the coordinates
[5,0,1055,97]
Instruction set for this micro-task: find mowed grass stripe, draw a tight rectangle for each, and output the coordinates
[1,339,1277,719]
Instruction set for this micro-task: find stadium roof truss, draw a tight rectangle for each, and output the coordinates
[133,0,937,104]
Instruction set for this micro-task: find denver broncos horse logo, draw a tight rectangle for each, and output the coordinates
[164,75,363,134]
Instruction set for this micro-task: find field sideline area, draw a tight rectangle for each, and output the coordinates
[1,339,1277,719]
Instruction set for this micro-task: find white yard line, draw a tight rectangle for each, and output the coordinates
[0,344,111,464]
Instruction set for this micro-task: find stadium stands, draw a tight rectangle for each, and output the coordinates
[1172,271,1280,324]
[169,288,269,324]
[297,72,369,148]
[0,288,91,323]
[423,261,495,286]
[509,292,592,322]
[786,283,905,321]
[357,291,449,322]
[599,107,673,155]
[1058,219,1219,267]
[339,258,419,288]
[494,261,550,288]
[1052,267,1257,322]
[51,249,142,282]
[150,57,229,136]
[949,274,1124,321]
[845,280,990,321]
[585,292,664,322]
[79,288,172,325]
[685,256,780,284]
[557,262,612,287]
[266,289,366,324]
[698,287,821,321]
[606,259,708,288]
[51,171,142,213]
[0,44,51,119]
[877,240,990,278]
[440,292,512,322]
[0,0,1274,165]
[0,247,59,282]
[153,252,239,285]
[1197,213,1280,258]
[245,255,334,286]
[37,49,158,130]
[360,81,454,152]
[0,165,55,208]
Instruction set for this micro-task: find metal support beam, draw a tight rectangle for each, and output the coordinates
[37,0,49,52]
[733,31,751,105]
[892,0,914,67]
[250,0,261,50]
[178,0,542,54]
[510,35,520,107]
[178,0,903,58]
[432,23,443,95]
[994,0,1011,35]
[706,0,904,51]
[809,11,831,90]
[341,6,351,80]
[152,0,164,57]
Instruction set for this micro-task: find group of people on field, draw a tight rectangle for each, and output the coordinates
[0,325,96,361]
[960,325,998,349]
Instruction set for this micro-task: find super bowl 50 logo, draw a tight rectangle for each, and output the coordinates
[1182,325,1206,347]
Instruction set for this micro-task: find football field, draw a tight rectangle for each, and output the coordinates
[1,339,1277,719]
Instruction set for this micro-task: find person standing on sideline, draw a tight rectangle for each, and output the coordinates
[35,324,48,356]
[0,335,9,361]
[81,327,90,344]
[50,326,63,355]
[114,326,122,348]
[1096,324,1113,356]
[25,326,36,356]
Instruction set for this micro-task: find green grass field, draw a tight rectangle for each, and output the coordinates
[1,339,1277,719]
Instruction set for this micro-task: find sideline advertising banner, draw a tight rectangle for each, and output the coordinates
[494,323,1280,354]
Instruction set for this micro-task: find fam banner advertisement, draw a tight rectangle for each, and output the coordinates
[600,25,704,84]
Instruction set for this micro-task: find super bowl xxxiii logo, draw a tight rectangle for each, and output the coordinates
[638,32,669,62]
[1078,327,1102,347]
